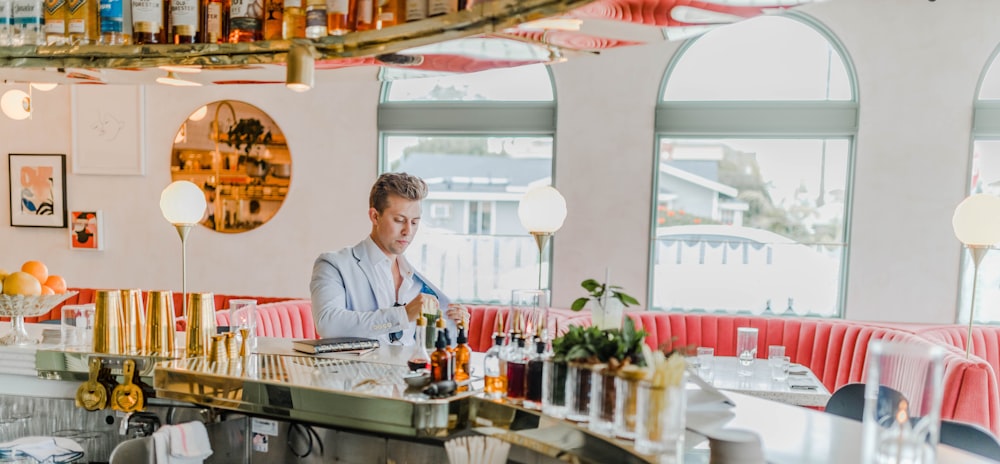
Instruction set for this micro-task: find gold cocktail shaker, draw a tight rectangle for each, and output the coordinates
[93,289,125,354]
[121,288,145,354]
[145,290,176,356]
[186,292,216,357]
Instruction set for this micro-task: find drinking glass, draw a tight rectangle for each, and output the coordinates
[229,299,258,354]
[542,359,568,419]
[769,355,790,382]
[736,327,758,376]
[635,372,687,460]
[861,340,944,464]
[696,347,715,380]
[768,345,785,359]
[565,363,592,422]
[588,365,615,436]
[61,304,95,350]
[511,289,550,340]
[614,367,646,439]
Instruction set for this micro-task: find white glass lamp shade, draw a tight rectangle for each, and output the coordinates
[160,181,207,225]
[518,186,567,234]
[1,89,30,120]
[953,193,1000,246]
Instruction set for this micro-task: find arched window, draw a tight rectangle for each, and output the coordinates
[963,47,1000,323]
[651,13,857,317]
[380,49,556,304]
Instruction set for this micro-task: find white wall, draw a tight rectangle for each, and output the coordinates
[0,0,995,323]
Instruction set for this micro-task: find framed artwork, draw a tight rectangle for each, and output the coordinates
[8,154,67,228]
[69,210,104,250]
[71,86,146,175]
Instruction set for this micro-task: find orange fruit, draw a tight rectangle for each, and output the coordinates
[40,285,54,295]
[20,260,48,284]
[3,271,42,296]
[44,275,66,294]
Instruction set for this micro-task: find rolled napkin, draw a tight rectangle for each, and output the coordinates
[152,421,213,464]
[0,436,84,463]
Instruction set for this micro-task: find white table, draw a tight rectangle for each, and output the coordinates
[700,356,831,407]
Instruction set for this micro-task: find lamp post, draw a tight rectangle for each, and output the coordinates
[517,185,567,290]
[952,193,1000,358]
[160,181,208,320]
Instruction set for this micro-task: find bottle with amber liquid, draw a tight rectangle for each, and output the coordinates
[505,335,528,402]
[261,0,280,39]
[324,0,349,35]
[169,0,198,43]
[482,319,506,400]
[131,0,164,43]
[407,315,430,372]
[352,0,371,31]
[227,0,261,42]
[199,0,227,43]
[280,0,302,38]
[302,0,322,38]
[373,0,395,29]
[430,330,453,382]
[453,321,471,391]
[42,0,65,44]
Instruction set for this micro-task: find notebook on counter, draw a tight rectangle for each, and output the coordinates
[292,337,380,355]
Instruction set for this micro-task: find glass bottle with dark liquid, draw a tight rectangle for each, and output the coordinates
[505,335,527,401]
[524,332,547,409]
[430,330,453,382]
[407,315,430,372]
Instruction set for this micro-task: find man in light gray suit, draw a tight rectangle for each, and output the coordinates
[310,173,468,345]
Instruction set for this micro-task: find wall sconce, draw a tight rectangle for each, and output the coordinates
[159,181,208,319]
[1,88,31,120]
[518,185,567,289]
[286,43,315,92]
[952,193,1000,357]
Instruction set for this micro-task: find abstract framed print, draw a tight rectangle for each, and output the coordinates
[9,154,67,228]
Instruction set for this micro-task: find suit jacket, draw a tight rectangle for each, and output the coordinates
[310,239,453,345]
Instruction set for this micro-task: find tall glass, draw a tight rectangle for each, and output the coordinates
[860,340,944,464]
[565,362,592,422]
[229,299,258,354]
[614,367,646,439]
[588,364,615,436]
[635,371,687,460]
[60,304,95,351]
[542,359,568,418]
[736,327,758,376]
[510,289,549,340]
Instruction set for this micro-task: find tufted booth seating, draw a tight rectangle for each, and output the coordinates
[18,288,300,324]
[621,312,1000,436]
[213,300,317,339]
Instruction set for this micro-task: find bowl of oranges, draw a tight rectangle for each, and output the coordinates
[0,261,76,345]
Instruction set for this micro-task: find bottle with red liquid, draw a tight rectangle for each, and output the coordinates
[505,334,528,402]
[430,330,453,382]
[407,315,430,372]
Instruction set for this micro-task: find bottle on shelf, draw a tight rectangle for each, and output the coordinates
[42,0,66,44]
[425,0,451,17]
[454,320,471,391]
[280,0,302,38]
[262,0,280,39]
[352,0,371,31]
[99,0,131,44]
[401,0,421,22]
[169,0,197,43]
[66,0,98,43]
[324,0,349,35]
[482,314,507,400]
[523,326,547,410]
[505,333,528,402]
[430,329,453,382]
[373,0,394,29]
[12,0,44,45]
[131,0,164,43]
[407,315,431,372]
[199,0,226,43]
[228,0,262,41]
[0,0,11,46]
[302,0,322,38]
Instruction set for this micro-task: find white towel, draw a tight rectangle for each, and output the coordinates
[152,421,213,464]
[0,436,84,464]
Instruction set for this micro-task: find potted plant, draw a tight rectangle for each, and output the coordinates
[570,278,640,330]
[226,118,273,177]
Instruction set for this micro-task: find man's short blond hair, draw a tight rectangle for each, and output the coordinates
[369,172,428,213]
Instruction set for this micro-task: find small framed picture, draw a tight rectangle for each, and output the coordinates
[8,153,68,228]
[69,210,104,250]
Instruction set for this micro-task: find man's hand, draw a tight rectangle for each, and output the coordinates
[446,304,470,326]
[405,294,438,321]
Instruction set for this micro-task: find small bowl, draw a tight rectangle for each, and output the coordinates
[403,372,431,389]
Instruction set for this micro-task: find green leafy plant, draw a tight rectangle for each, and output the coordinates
[551,318,648,367]
[227,118,273,166]
[570,278,640,311]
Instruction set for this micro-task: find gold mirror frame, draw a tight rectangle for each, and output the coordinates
[170,100,290,233]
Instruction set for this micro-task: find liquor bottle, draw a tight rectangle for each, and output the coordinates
[42,0,65,44]
[99,0,129,44]
[131,0,163,43]
[12,0,43,45]
[523,329,547,410]
[324,0,348,35]
[407,315,431,372]
[301,0,322,38]
[352,0,370,31]
[482,319,507,400]
[66,0,98,43]
[261,0,279,39]
[199,0,226,43]
[279,0,301,38]
[454,321,471,392]
[430,330,453,383]
[0,0,11,46]
[169,0,196,42]
[373,0,394,29]
[401,0,421,23]
[505,335,527,402]
[425,0,449,17]
[227,0,261,42]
